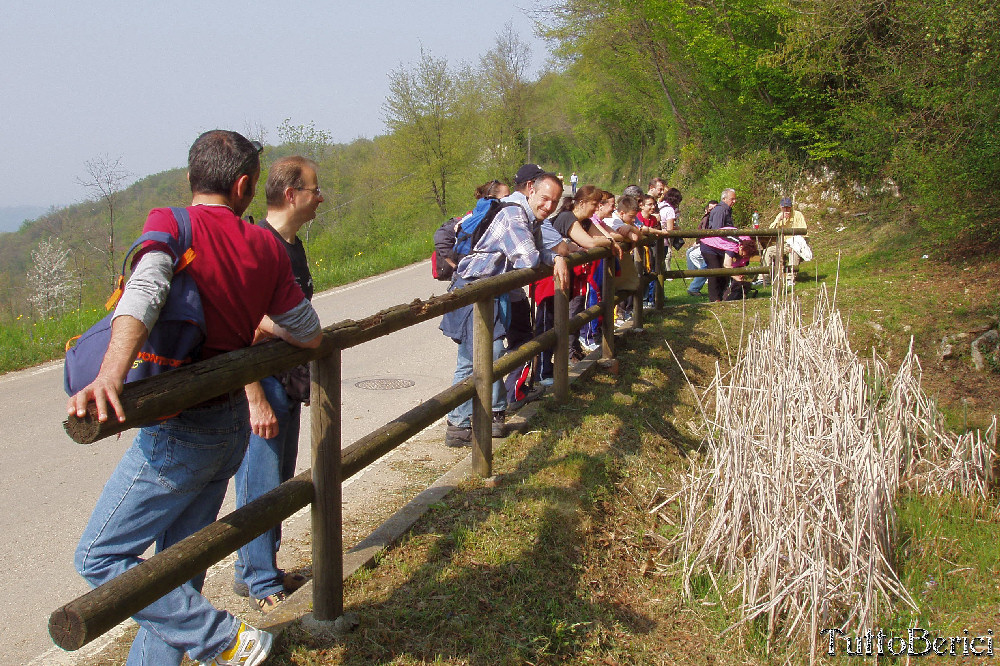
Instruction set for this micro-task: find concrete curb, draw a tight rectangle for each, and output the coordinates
[260,345,609,637]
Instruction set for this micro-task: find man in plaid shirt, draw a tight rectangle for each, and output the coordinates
[440,168,570,447]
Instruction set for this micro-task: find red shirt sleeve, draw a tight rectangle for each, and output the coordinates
[131,207,181,267]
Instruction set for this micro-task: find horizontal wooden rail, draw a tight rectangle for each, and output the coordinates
[48,471,315,651]
[648,228,807,239]
[63,228,807,443]
[50,295,614,651]
[663,267,767,279]
[64,246,616,444]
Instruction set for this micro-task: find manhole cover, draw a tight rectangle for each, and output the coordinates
[354,378,416,391]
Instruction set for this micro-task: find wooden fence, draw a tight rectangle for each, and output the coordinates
[49,228,802,651]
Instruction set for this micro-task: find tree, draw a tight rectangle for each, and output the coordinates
[477,23,533,179]
[276,119,333,163]
[26,237,74,318]
[78,155,131,289]
[382,48,474,215]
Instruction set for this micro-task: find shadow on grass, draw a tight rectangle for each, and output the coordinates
[276,302,721,664]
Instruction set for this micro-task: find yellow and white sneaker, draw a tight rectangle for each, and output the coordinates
[201,622,273,666]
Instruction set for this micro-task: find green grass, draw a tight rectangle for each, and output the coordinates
[269,202,1000,664]
[0,307,106,375]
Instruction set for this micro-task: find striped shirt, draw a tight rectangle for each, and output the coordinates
[456,191,556,280]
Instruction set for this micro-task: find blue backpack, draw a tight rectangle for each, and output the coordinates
[454,198,519,257]
[64,207,206,395]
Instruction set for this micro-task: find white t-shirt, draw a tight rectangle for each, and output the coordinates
[658,202,676,228]
[604,213,625,231]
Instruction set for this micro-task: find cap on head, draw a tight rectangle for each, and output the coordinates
[780,196,793,207]
[514,163,546,185]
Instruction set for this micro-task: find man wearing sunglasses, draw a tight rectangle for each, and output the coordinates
[68,130,322,666]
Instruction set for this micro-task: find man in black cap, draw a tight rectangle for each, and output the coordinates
[763,196,808,285]
[512,163,546,194]
[440,166,569,447]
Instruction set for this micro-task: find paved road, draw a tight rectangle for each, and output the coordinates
[3,260,457,664]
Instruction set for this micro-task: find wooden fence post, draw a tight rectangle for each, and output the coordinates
[632,246,644,331]
[310,351,343,621]
[554,272,569,403]
[602,257,615,360]
[778,229,786,286]
[472,298,494,478]
[653,238,665,310]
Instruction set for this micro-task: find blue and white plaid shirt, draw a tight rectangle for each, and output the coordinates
[455,191,556,280]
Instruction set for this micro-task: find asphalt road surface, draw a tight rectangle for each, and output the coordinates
[3,260,458,664]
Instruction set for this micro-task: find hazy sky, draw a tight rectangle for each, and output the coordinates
[0,1,553,209]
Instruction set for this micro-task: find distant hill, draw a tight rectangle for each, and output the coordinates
[0,206,48,233]
[0,168,191,304]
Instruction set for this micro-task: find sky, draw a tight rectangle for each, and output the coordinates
[0,1,554,210]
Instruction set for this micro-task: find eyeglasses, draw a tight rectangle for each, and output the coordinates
[296,187,322,196]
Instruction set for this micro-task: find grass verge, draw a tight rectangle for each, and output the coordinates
[272,208,999,664]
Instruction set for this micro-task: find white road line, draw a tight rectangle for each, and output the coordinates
[312,260,428,301]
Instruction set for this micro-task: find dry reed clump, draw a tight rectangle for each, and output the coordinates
[656,285,996,655]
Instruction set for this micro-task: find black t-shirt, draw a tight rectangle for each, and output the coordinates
[550,210,590,239]
[260,219,313,300]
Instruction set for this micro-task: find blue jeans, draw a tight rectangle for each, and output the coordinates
[686,245,707,293]
[234,376,300,599]
[447,331,507,428]
[74,397,250,665]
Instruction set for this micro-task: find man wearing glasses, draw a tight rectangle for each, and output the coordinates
[68,131,322,666]
[232,156,322,617]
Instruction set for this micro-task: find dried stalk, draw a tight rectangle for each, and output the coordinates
[666,285,996,653]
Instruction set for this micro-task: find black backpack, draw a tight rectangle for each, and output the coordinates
[723,280,758,301]
[431,216,461,280]
[698,210,711,230]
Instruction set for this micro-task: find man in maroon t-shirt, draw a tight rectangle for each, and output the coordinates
[68,130,321,666]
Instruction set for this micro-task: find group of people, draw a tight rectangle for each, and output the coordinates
[440,169,706,448]
[440,171,811,447]
[65,138,810,666]
[686,191,810,302]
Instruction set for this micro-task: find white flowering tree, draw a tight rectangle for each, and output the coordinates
[26,237,74,318]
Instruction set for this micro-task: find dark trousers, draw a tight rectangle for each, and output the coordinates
[504,297,534,403]
[703,250,729,302]
[534,297,555,380]
[569,293,585,351]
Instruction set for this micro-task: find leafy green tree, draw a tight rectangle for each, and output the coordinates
[476,23,534,180]
[382,48,475,215]
[276,119,333,163]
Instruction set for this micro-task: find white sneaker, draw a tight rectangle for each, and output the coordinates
[202,622,273,666]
